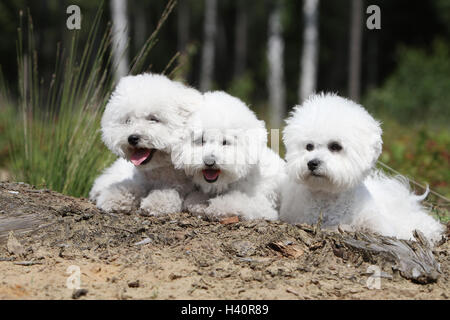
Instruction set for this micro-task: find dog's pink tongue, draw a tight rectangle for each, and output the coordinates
[130,149,151,166]
[203,169,220,180]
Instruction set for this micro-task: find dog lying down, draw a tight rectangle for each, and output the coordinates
[280,93,445,243]
[172,91,286,221]
[90,73,201,215]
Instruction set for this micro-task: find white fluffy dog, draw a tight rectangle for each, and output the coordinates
[280,93,445,243]
[172,91,286,220]
[89,73,202,215]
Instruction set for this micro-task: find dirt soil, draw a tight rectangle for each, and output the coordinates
[0,182,449,300]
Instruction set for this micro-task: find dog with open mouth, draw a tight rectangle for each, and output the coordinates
[89,73,202,215]
[172,91,286,221]
[280,93,445,243]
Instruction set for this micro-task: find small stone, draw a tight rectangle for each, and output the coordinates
[72,289,88,299]
[169,273,182,280]
[128,280,140,288]
[7,232,25,256]
[230,240,256,257]
[334,284,343,290]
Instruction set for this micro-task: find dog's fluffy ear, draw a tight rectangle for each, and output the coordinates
[175,87,204,121]
[147,74,203,122]
[241,124,268,165]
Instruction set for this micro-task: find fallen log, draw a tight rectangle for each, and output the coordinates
[340,230,441,284]
[0,182,95,243]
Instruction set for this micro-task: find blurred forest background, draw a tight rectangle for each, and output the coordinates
[0,0,448,219]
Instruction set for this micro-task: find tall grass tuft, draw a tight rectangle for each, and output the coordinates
[0,1,176,197]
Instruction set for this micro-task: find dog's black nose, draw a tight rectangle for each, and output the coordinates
[204,155,216,167]
[307,159,321,171]
[128,134,140,146]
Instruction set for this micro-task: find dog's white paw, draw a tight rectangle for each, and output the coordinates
[140,189,183,216]
[204,194,279,221]
[95,190,138,213]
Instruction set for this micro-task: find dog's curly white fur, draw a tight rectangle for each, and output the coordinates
[89,73,201,215]
[280,93,444,243]
[172,91,286,220]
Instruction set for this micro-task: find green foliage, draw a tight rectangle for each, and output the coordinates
[364,40,450,218]
[434,0,450,34]
[0,8,116,197]
[227,72,255,104]
[0,2,175,197]
[377,117,450,203]
[364,40,450,125]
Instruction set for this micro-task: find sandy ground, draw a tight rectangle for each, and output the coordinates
[0,182,449,300]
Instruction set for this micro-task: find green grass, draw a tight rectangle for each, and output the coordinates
[0,1,176,198]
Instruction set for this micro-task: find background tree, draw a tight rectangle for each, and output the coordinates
[267,0,285,129]
[348,0,363,101]
[299,0,319,102]
[200,0,218,91]
[110,0,130,81]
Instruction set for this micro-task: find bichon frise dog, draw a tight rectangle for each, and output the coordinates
[280,93,444,243]
[89,73,202,215]
[172,91,286,220]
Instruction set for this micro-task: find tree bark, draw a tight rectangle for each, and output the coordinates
[110,0,130,82]
[299,0,320,102]
[200,0,218,92]
[348,0,363,101]
[267,1,285,129]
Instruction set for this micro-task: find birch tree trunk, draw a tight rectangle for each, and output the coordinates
[299,0,319,102]
[200,0,218,92]
[267,1,285,129]
[234,0,248,79]
[348,0,363,101]
[110,0,130,81]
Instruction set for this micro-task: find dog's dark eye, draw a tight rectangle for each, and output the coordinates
[222,139,229,146]
[306,143,314,151]
[328,142,343,152]
[147,115,159,123]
